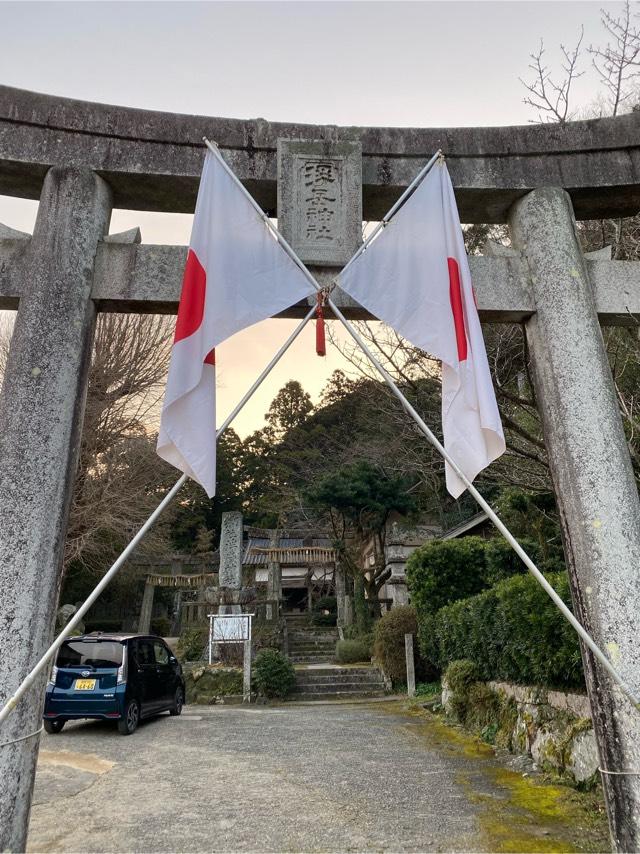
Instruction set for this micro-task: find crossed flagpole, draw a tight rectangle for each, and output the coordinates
[1,140,638,729]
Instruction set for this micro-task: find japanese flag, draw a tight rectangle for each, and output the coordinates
[339,160,505,497]
[157,150,314,496]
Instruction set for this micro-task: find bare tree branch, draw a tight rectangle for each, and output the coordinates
[589,1,640,115]
[519,28,584,123]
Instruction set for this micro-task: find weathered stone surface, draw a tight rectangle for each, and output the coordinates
[0,235,29,309]
[546,688,592,719]
[510,188,640,853]
[405,634,416,697]
[182,664,243,704]
[218,511,243,590]
[567,730,600,784]
[2,85,640,220]
[0,167,112,851]
[441,677,454,716]
[103,226,141,244]
[277,139,362,266]
[531,725,561,769]
[89,244,537,321]
[0,223,29,240]
[488,681,592,720]
[4,236,639,324]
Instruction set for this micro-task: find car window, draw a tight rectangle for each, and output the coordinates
[136,640,155,666]
[154,641,170,665]
[57,640,123,669]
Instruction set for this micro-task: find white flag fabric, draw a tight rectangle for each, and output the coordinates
[157,150,315,496]
[339,160,505,497]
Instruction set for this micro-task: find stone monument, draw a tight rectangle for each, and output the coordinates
[218,511,243,614]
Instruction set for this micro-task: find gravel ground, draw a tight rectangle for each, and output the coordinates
[27,701,597,853]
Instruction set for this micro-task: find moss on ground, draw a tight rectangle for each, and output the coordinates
[377,700,610,853]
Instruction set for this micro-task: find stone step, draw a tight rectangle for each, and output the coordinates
[290,657,335,664]
[288,632,337,640]
[288,644,337,652]
[287,628,337,635]
[288,642,337,649]
[294,666,378,676]
[289,648,335,653]
[288,689,387,701]
[295,673,384,685]
[294,681,384,694]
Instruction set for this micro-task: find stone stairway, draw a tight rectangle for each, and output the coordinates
[284,614,387,701]
[290,665,388,701]
[286,614,338,664]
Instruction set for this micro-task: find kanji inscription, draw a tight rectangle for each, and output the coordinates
[302,159,339,243]
[278,140,362,266]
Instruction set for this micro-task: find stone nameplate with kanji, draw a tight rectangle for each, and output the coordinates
[277,139,362,266]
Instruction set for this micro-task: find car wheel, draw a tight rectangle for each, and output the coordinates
[169,687,183,717]
[118,700,140,735]
[43,718,65,734]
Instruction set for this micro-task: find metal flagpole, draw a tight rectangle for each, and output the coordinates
[202,139,640,708]
[0,306,316,725]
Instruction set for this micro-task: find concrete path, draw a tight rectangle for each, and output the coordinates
[28,701,607,853]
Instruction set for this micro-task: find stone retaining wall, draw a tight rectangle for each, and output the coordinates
[442,678,599,785]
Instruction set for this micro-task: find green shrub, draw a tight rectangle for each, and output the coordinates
[312,595,337,626]
[373,605,420,682]
[177,628,207,662]
[445,658,478,694]
[442,661,518,744]
[254,649,296,699]
[406,537,489,617]
[427,572,583,690]
[151,617,172,637]
[444,659,479,723]
[335,637,372,664]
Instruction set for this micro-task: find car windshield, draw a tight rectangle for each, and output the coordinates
[57,640,124,669]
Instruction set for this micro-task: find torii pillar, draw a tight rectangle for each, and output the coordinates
[0,168,111,851]
[510,188,640,851]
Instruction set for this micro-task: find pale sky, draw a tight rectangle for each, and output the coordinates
[0,0,621,436]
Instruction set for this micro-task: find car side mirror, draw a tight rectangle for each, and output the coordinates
[169,656,177,663]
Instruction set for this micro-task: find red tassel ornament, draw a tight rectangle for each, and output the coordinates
[315,292,326,357]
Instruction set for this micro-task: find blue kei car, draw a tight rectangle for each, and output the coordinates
[43,633,186,735]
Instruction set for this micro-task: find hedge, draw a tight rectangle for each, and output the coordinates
[406,537,488,617]
[421,571,584,690]
[406,536,549,619]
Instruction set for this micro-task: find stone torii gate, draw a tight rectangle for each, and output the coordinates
[1,85,640,849]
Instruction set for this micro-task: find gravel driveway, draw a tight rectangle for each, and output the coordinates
[27,700,606,853]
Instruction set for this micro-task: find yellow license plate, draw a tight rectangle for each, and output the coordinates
[75,679,96,690]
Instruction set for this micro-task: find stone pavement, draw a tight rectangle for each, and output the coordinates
[27,701,608,853]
